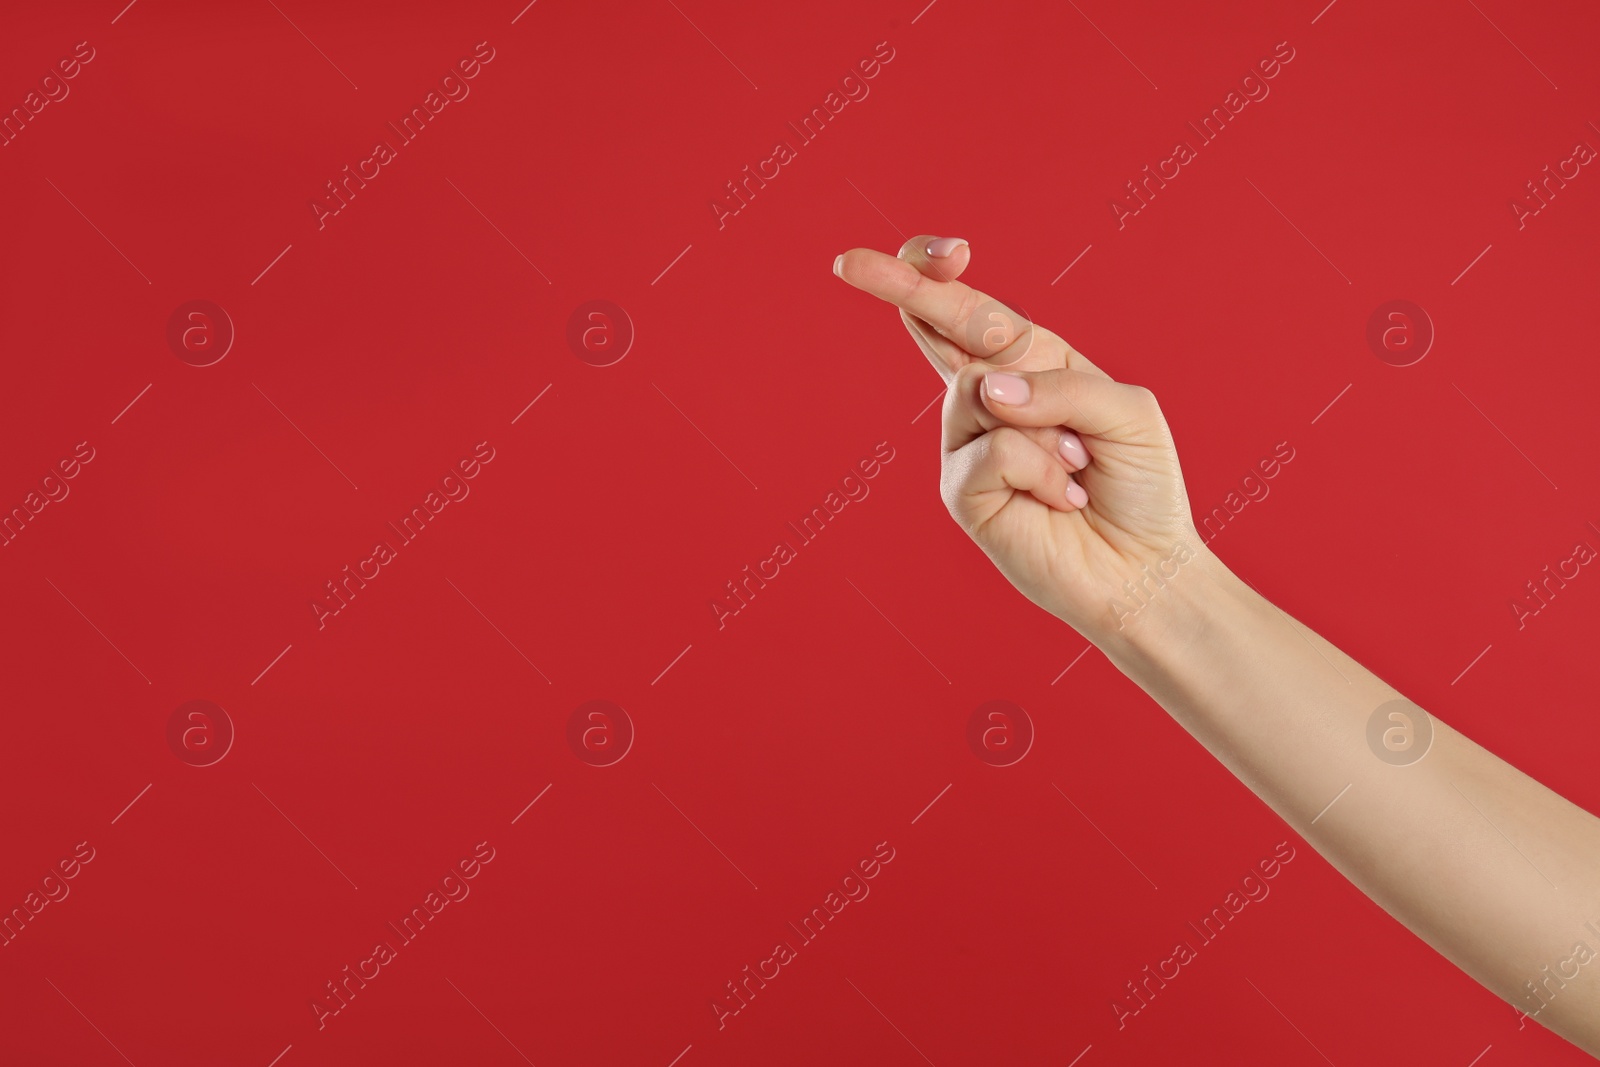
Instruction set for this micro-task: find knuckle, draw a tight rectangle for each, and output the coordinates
[938,375,970,424]
[939,469,960,517]
[938,447,976,516]
[1128,384,1161,414]
[953,362,988,394]
[986,425,1026,462]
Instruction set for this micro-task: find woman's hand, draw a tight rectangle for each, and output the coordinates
[834,236,1211,642]
[837,236,1600,1060]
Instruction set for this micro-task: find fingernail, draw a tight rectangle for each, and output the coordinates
[926,237,968,258]
[983,372,1029,404]
[1066,480,1089,509]
[832,254,844,277]
[1058,430,1089,469]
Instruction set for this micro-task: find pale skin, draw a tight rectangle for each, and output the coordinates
[834,235,1600,1056]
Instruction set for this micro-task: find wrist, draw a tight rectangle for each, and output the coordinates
[1085,539,1253,671]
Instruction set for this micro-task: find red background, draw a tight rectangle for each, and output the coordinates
[3,0,1598,1063]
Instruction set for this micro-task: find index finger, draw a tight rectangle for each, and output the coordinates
[835,245,1035,364]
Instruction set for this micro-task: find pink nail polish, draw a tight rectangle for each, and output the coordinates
[1066,480,1089,509]
[832,254,844,277]
[983,372,1029,404]
[926,237,968,258]
[1058,430,1089,469]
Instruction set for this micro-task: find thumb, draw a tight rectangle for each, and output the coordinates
[898,234,970,284]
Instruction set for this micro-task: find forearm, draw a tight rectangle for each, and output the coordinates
[1093,545,1600,1048]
